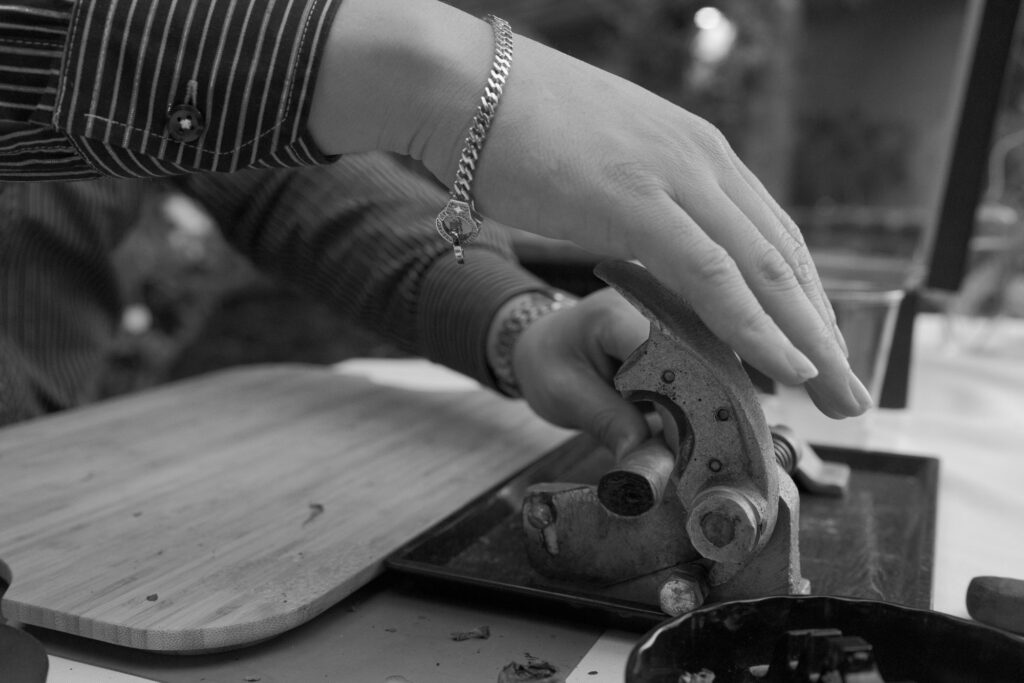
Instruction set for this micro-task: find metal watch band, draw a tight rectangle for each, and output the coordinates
[491,291,575,398]
[435,15,513,264]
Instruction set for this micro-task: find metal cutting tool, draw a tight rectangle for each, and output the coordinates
[521,260,849,617]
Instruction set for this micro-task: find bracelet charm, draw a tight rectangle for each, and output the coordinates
[435,198,482,263]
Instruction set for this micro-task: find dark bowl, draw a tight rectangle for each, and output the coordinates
[0,623,48,683]
[627,595,1024,683]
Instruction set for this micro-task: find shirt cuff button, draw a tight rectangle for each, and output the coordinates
[167,104,204,142]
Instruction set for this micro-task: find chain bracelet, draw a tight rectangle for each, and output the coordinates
[435,15,514,264]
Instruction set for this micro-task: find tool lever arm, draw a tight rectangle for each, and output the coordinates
[595,260,780,564]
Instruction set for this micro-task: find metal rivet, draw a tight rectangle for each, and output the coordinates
[709,458,723,472]
[715,407,730,421]
[661,370,676,383]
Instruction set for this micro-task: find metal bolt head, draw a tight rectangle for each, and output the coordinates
[525,500,555,529]
[699,510,736,547]
[686,487,762,563]
[659,573,707,617]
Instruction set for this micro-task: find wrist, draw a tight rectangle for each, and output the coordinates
[487,290,576,397]
[308,0,493,178]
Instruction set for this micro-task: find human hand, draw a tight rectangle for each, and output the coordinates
[511,288,652,458]
[310,0,871,418]
[461,38,869,420]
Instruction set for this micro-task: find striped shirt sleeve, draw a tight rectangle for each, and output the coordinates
[0,0,91,180]
[0,0,342,180]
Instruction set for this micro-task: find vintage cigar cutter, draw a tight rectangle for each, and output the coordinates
[521,260,849,617]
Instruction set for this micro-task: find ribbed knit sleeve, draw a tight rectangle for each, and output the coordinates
[0,154,552,426]
[174,152,551,388]
[0,180,145,423]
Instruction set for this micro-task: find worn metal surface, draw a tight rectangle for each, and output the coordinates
[521,260,805,614]
[522,482,697,584]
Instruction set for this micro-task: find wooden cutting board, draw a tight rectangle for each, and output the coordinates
[0,363,570,653]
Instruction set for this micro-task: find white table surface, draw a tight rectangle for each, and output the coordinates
[20,313,1024,681]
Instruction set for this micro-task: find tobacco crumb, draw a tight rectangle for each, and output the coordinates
[302,502,325,526]
[588,672,598,676]
[384,626,397,633]
[243,677,261,682]
[451,625,490,641]
[132,511,143,517]
[384,677,410,683]
[496,656,561,683]
[146,594,158,601]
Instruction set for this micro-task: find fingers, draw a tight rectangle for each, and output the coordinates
[584,291,655,455]
[561,370,652,458]
[717,158,872,415]
[590,288,651,361]
[518,352,652,458]
[805,381,848,420]
[678,185,870,417]
[632,199,821,389]
[513,290,652,457]
[726,156,849,357]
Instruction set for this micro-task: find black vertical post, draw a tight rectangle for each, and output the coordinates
[882,0,1020,408]
[926,0,1021,290]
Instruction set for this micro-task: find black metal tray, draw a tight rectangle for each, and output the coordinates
[386,435,938,630]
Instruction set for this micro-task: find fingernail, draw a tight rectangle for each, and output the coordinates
[785,347,819,382]
[847,373,874,412]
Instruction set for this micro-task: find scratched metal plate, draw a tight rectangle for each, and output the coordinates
[386,434,938,630]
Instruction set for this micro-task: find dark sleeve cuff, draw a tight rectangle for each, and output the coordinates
[416,248,551,390]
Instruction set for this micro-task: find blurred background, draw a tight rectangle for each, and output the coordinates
[99,0,1024,399]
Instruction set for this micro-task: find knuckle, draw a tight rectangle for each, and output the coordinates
[604,159,664,198]
[791,251,816,286]
[587,405,627,448]
[693,245,740,288]
[814,315,835,343]
[752,242,796,287]
[689,116,721,143]
[774,230,815,286]
[736,302,776,338]
[691,119,733,166]
[787,222,809,248]
[580,291,648,362]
